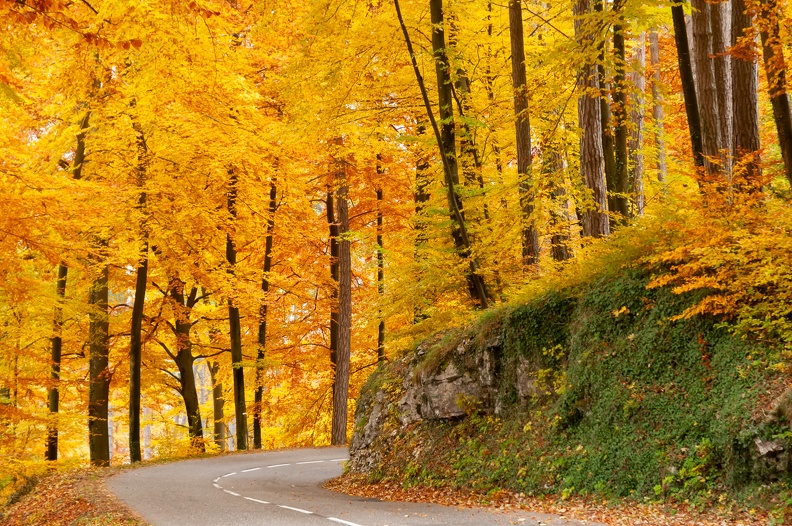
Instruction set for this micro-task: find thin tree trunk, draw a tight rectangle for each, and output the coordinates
[757,0,792,185]
[509,0,540,266]
[376,180,385,364]
[129,121,148,464]
[46,113,89,462]
[226,169,247,451]
[649,31,668,182]
[253,180,277,450]
[413,125,431,324]
[393,0,488,308]
[672,3,705,167]
[731,0,761,184]
[612,0,630,222]
[46,264,67,461]
[575,0,610,238]
[629,32,646,217]
[692,0,724,177]
[208,361,225,451]
[88,259,110,466]
[331,158,351,446]
[326,190,340,379]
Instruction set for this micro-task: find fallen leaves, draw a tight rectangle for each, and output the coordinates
[326,473,774,526]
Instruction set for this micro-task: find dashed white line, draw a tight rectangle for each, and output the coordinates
[328,518,363,526]
[223,490,240,497]
[244,497,270,504]
[330,458,348,462]
[296,460,325,465]
[267,463,291,468]
[278,505,313,514]
[212,483,221,489]
[241,467,261,472]
[220,472,236,478]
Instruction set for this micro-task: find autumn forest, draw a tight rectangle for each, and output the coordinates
[2,0,792,498]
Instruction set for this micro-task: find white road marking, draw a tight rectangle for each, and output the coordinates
[244,497,270,504]
[212,458,360,523]
[328,518,363,526]
[278,505,313,514]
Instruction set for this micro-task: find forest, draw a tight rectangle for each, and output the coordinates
[2,0,792,509]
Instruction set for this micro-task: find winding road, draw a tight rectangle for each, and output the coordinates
[107,448,600,526]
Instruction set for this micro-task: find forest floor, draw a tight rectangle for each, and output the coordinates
[0,466,145,526]
[327,474,776,526]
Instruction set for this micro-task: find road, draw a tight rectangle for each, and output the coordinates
[107,447,600,526]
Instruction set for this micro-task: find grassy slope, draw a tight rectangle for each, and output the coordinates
[356,266,790,511]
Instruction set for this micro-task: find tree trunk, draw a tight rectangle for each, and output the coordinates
[509,0,540,266]
[253,180,277,450]
[168,280,205,450]
[88,260,110,466]
[226,169,247,451]
[393,0,488,308]
[376,182,385,364]
[594,0,617,211]
[46,263,67,461]
[757,0,792,185]
[208,360,225,451]
[331,160,351,446]
[575,0,610,238]
[46,113,89,462]
[692,0,724,177]
[326,190,340,381]
[731,0,761,184]
[649,31,668,182]
[711,0,734,176]
[672,3,705,167]
[611,0,630,222]
[629,32,646,217]
[129,121,148,464]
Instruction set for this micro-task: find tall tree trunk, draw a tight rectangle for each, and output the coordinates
[376,180,385,364]
[331,156,351,446]
[46,263,67,461]
[757,0,792,185]
[253,180,277,450]
[394,0,489,308]
[129,121,148,464]
[711,0,734,176]
[649,31,668,182]
[629,32,646,217]
[46,113,89,462]
[731,0,761,184]
[692,0,724,177]
[208,361,225,451]
[611,0,630,222]
[226,169,247,451]
[326,190,340,386]
[672,3,705,166]
[509,0,540,266]
[575,0,610,238]
[594,0,617,209]
[88,259,111,466]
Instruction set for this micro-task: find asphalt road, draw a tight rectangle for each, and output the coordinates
[108,447,601,526]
